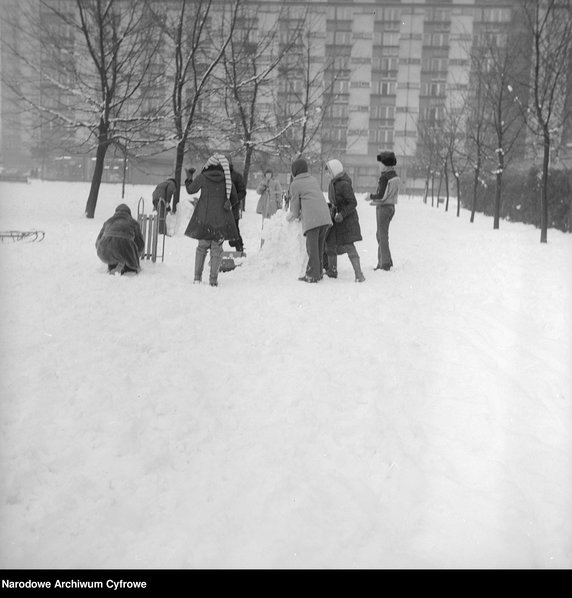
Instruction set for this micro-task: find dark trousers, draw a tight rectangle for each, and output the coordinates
[228,217,244,253]
[376,205,395,268]
[305,224,330,280]
[153,199,170,235]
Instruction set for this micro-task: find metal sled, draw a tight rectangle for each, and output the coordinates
[137,197,166,263]
[0,230,45,243]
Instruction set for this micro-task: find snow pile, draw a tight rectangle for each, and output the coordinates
[244,212,307,278]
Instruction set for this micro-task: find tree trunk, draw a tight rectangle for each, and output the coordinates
[471,162,480,223]
[242,144,254,189]
[493,150,504,230]
[173,138,187,209]
[84,126,109,218]
[540,129,550,243]
[444,161,450,212]
[455,174,461,217]
[436,172,443,207]
[121,147,128,199]
[423,165,430,204]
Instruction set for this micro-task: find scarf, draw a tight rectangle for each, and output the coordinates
[203,153,232,200]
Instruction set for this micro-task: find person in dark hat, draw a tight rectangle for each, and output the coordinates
[95,203,145,275]
[286,156,332,283]
[368,151,400,271]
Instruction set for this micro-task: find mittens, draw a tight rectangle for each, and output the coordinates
[334,212,343,223]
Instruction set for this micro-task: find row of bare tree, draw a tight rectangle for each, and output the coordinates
[414,0,572,243]
[1,0,341,217]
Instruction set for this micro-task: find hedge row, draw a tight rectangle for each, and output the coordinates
[459,168,571,233]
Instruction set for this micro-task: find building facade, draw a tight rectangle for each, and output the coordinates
[2,0,567,190]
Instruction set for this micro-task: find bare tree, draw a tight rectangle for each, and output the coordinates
[272,15,342,167]
[217,4,306,187]
[2,1,165,216]
[150,0,240,208]
[470,21,528,229]
[465,56,494,224]
[415,118,446,207]
[519,0,572,242]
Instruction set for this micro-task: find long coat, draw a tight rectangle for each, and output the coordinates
[256,177,283,218]
[184,166,239,241]
[96,204,145,272]
[287,172,332,234]
[326,171,362,251]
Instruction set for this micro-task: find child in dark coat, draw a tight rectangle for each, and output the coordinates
[95,204,145,275]
[324,159,365,282]
[184,153,239,286]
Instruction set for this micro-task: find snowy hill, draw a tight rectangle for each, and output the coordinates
[0,179,571,569]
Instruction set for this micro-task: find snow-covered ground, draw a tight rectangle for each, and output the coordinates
[0,179,571,569]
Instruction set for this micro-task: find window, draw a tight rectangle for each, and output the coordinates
[372,81,397,96]
[372,56,399,72]
[481,8,511,23]
[422,57,448,72]
[326,104,348,119]
[423,32,449,47]
[420,106,445,126]
[376,7,401,22]
[371,105,395,121]
[373,31,400,46]
[370,128,394,144]
[332,80,349,95]
[420,81,446,97]
[324,126,347,143]
[328,30,352,45]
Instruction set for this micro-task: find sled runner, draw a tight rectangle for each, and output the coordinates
[0,230,45,243]
[220,250,245,272]
[137,197,166,263]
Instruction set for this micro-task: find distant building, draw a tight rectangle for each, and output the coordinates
[1,0,569,190]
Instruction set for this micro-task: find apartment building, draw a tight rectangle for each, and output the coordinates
[0,0,555,190]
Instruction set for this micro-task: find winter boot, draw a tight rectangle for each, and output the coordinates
[209,243,223,286]
[350,255,365,283]
[194,247,207,283]
[325,254,338,278]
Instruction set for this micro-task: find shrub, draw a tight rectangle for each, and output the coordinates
[460,168,571,232]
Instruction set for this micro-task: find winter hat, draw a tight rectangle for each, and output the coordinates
[204,153,232,200]
[115,203,131,216]
[325,159,343,178]
[291,157,308,177]
[377,151,397,167]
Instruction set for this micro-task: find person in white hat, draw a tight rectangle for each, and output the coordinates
[323,158,365,282]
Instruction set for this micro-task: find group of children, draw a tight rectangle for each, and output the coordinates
[284,150,399,284]
[95,151,399,287]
